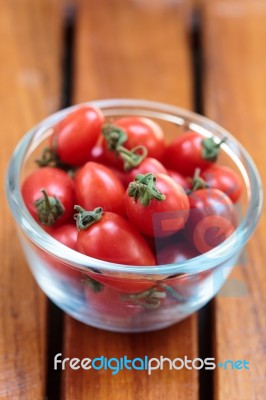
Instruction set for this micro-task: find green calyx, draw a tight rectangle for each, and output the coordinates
[35,147,76,176]
[117,145,147,171]
[34,189,65,226]
[83,275,104,293]
[74,206,103,231]
[122,286,166,310]
[102,123,148,171]
[36,147,59,167]
[201,137,226,162]
[128,173,166,206]
[102,124,127,151]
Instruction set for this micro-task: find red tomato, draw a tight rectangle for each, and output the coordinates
[75,207,155,266]
[201,165,243,203]
[21,167,75,227]
[125,173,190,238]
[85,283,143,318]
[103,116,166,169]
[167,169,189,190]
[157,241,199,265]
[185,188,237,254]
[163,131,224,176]
[124,157,168,187]
[75,162,126,216]
[50,105,104,166]
[75,206,156,292]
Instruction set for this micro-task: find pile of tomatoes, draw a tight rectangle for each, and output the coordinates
[21,105,243,315]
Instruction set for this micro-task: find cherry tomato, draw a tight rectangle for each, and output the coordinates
[103,116,166,168]
[124,157,168,187]
[75,207,156,266]
[125,173,190,238]
[75,206,156,293]
[84,283,143,318]
[201,165,243,203]
[185,188,237,254]
[22,167,75,227]
[75,162,126,216]
[167,169,189,190]
[50,105,104,166]
[163,131,224,176]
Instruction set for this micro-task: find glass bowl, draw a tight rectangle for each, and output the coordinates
[6,99,263,332]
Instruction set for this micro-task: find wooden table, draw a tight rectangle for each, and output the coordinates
[1,0,266,399]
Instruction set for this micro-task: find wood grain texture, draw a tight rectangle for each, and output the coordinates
[202,1,266,399]
[0,1,62,398]
[62,1,198,399]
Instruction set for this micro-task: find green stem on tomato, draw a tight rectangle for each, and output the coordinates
[189,168,207,192]
[102,124,127,151]
[35,147,76,177]
[34,189,65,226]
[74,205,103,230]
[201,137,226,162]
[128,173,166,206]
[35,147,59,167]
[116,144,148,171]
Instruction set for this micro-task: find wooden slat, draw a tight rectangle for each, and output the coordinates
[0,1,62,398]
[202,1,266,399]
[62,1,198,399]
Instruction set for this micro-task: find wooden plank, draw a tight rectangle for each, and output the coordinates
[62,1,198,399]
[201,1,266,399]
[0,1,62,398]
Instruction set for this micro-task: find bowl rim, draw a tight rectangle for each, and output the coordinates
[6,98,263,276]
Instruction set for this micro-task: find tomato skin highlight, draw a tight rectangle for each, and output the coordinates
[87,138,107,165]
[77,211,156,266]
[21,167,75,227]
[163,131,213,176]
[75,162,126,216]
[51,106,104,166]
[103,116,166,168]
[185,188,237,254]
[125,173,190,238]
[201,165,243,203]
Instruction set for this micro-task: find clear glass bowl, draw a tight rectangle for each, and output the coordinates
[6,99,263,332]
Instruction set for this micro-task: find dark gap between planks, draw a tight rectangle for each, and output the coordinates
[191,8,214,400]
[45,7,76,400]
